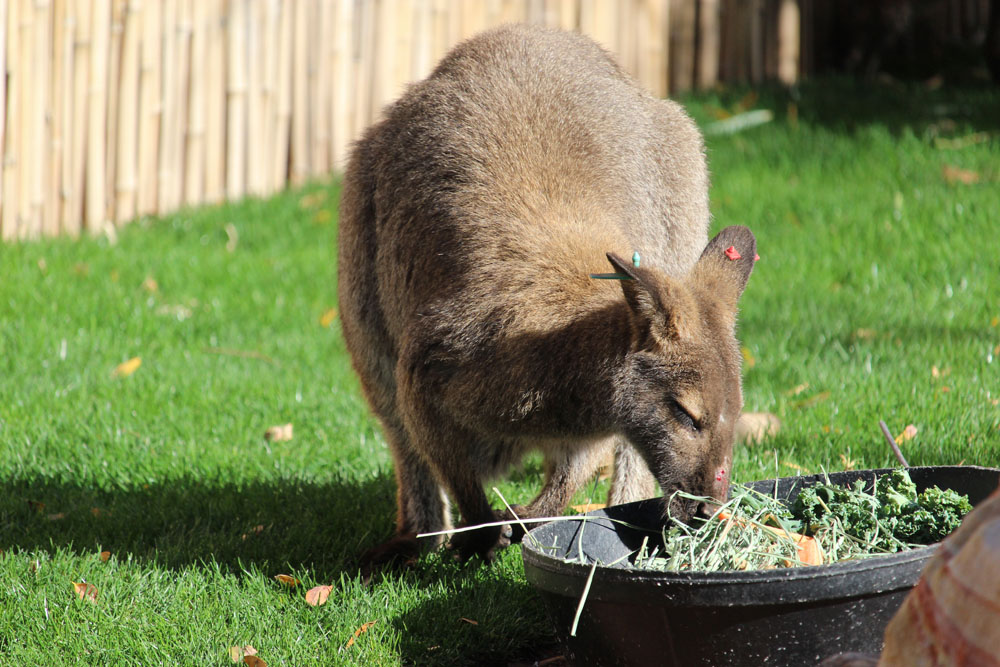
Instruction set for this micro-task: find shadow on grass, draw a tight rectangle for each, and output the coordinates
[391,562,562,666]
[1,473,398,580]
[689,78,1000,136]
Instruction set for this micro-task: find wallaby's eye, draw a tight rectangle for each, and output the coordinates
[671,400,700,432]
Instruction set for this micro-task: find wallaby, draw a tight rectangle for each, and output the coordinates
[338,24,756,569]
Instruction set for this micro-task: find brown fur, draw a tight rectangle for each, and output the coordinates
[337,24,756,567]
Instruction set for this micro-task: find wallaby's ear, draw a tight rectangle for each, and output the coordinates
[691,226,757,312]
[606,252,688,342]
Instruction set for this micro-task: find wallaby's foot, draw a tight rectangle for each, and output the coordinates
[448,522,513,562]
[359,533,422,583]
[496,505,531,544]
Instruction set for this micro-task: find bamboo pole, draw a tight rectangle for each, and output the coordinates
[184,0,207,205]
[352,0,374,147]
[670,0,694,92]
[16,0,33,237]
[136,0,160,216]
[313,0,333,176]
[47,0,68,234]
[28,0,52,237]
[85,0,111,232]
[158,0,181,213]
[104,0,126,226]
[290,0,309,184]
[63,0,89,235]
[393,0,413,104]
[371,0,396,120]
[592,0,618,53]
[271,0,293,188]
[330,0,354,170]
[157,0,174,213]
[245,0,265,194]
[226,0,247,199]
[777,0,798,85]
[639,0,669,98]
[430,0,448,65]
[1,0,18,239]
[410,0,432,83]
[697,0,720,89]
[616,0,636,75]
[499,0,524,23]
[203,0,225,203]
[114,0,139,222]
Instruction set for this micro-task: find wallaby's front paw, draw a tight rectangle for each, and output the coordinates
[449,523,512,563]
[496,506,529,544]
[359,533,421,583]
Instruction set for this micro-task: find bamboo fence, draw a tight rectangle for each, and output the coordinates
[0,0,846,239]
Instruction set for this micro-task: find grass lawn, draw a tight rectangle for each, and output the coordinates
[1,79,998,665]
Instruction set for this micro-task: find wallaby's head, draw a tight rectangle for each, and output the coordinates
[610,226,756,522]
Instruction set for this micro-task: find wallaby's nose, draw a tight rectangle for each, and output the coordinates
[695,501,718,520]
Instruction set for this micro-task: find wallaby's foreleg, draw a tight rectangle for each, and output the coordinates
[608,436,657,506]
[499,439,612,542]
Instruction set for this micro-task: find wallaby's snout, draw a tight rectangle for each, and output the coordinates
[337,24,757,570]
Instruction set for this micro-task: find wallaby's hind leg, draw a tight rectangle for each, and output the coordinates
[359,420,449,578]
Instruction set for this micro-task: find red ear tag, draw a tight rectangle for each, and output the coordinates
[724,246,741,261]
[754,253,760,262]
[715,468,727,482]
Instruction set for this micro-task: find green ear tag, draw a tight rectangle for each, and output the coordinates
[632,251,640,268]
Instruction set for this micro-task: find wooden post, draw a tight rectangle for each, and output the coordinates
[777,0,799,85]
[352,0,375,141]
[313,0,334,177]
[137,0,161,216]
[115,0,141,223]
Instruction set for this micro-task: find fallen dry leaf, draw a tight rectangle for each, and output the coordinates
[941,164,980,185]
[244,657,267,667]
[91,507,107,518]
[242,524,266,540]
[305,585,332,607]
[740,346,756,368]
[141,277,158,293]
[299,191,327,209]
[345,620,377,648]
[112,357,142,378]
[73,581,98,602]
[319,308,338,328]
[782,461,810,473]
[459,617,479,625]
[47,512,66,521]
[570,503,605,513]
[839,453,858,471]
[853,328,877,341]
[100,551,111,562]
[228,646,258,663]
[263,424,293,442]
[784,383,809,397]
[895,424,918,444]
[312,209,332,225]
[273,574,299,587]
[792,391,831,409]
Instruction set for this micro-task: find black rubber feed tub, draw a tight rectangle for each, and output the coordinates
[521,466,1000,667]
